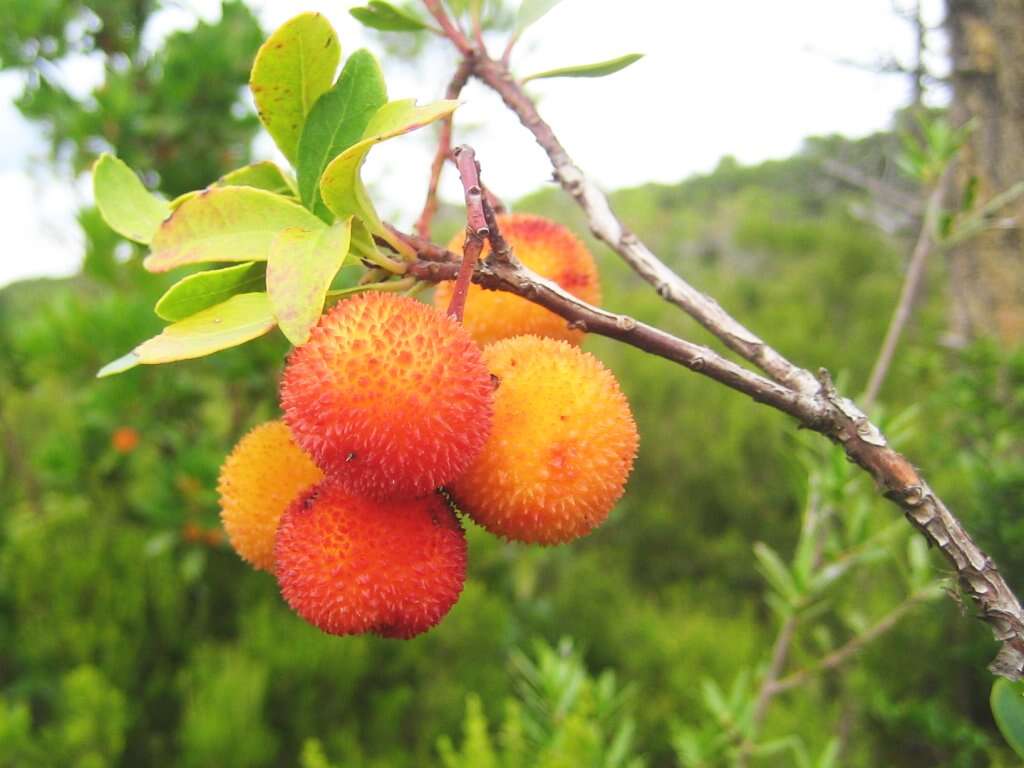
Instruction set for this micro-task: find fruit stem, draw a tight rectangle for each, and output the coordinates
[448,145,489,322]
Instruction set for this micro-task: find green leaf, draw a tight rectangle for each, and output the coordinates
[348,217,383,263]
[349,1,429,31]
[319,99,459,230]
[92,153,170,244]
[267,218,353,345]
[296,50,388,212]
[522,53,644,83]
[753,542,801,605]
[98,293,276,376]
[992,679,1024,758]
[154,262,267,321]
[515,0,563,34]
[216,162,298,197]
[249,12,341,165]
[145,187,325,272]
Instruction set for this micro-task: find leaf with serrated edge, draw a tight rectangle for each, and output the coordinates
[154,262,267,321]
[297,50,387,211]
[250,12,341,165]
[319,99,458,229]
[92,154,170,244]
[217,162,297,197]
[267,218,353,345]
[131,293,275,369]
[515,0,563,34]
[145,187,325,273]
[349,1,429,31]
[522,53,643,83]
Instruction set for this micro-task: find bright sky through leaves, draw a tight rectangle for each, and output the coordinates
[0,0,946,287]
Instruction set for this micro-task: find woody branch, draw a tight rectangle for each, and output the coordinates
[415,1,1024,680]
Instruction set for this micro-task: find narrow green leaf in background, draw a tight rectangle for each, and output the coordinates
[522,53,644,83]
[349,1,430,31]
[92,153,170,244]
[216,162,298,197]
[145,187,325,272]
[98,293,277,377]
[267,218,353,345]
[992,679,1024,758]
[249,12,341,165]
[296,50,388,212]
[319,99,459,230]
[154,262,267,321]
[515,0,564,34]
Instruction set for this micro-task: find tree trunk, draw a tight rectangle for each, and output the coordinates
[946,0,1024,344]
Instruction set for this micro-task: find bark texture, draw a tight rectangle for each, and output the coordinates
[947,0,1024,343]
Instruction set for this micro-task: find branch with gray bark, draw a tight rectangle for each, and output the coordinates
[416,1,1024,679]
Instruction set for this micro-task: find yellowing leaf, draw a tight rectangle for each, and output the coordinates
[216,162,298,197]
[250,12,341,165]
[349,1,430,31]
[98,293,277,376]
[92,154,170,244]
[154,262,266,321]
[515,0,564,34]
[267,219,353,345]
[145,187,325,272]
[522,53,644,83]
[319,98,458,230]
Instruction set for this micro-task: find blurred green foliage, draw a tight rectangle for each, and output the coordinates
[1,2,1023,767]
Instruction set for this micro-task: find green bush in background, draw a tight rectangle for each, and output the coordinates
[0,2,1022,766]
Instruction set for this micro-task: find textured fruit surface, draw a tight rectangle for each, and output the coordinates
[280,292,493,499]
[452,336,638,544]
[435,214,601,345]
[274,480,467,638]
[217,420,323,571]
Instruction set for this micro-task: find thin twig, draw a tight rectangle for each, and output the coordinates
[447,145,488,320]
[465,50,821,396]
[400,222,1024,679]
[768,589,936,695]
[863,167,951,409]
[422,13,1024,678]
[737,616,798,767]
[416,57,475,239]
[422,0,475,56]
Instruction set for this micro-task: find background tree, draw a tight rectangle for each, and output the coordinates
[0,2,1023,766]
[946,0,1024,344]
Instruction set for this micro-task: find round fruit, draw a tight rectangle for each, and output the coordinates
[217,420,323,571]
[451,336,638,545]
[435,213,601,345]
[280,292,494,499]
[274,480,467,638]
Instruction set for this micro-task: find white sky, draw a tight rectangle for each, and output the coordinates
[0,0,946,287]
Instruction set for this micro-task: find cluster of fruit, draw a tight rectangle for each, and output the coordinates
[217,214,639,638]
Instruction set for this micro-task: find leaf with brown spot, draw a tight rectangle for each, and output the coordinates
[249,13,341,165]
[267,218,353,345]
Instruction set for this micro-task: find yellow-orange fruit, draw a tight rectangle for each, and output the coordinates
[435,214,601,345]
[217,421,323,571]
[451,336,638,545]
[274,480,467,638]
[280,292,494,499]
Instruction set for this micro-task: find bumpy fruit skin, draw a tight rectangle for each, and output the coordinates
[280,292,494,499]
[451,336,638,545]
[435,214,601,345]
[274,480,467,638]
[217,421,323,571]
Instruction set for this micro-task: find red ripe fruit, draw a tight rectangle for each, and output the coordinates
[280,292,494,499]
[273,480,467,638]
